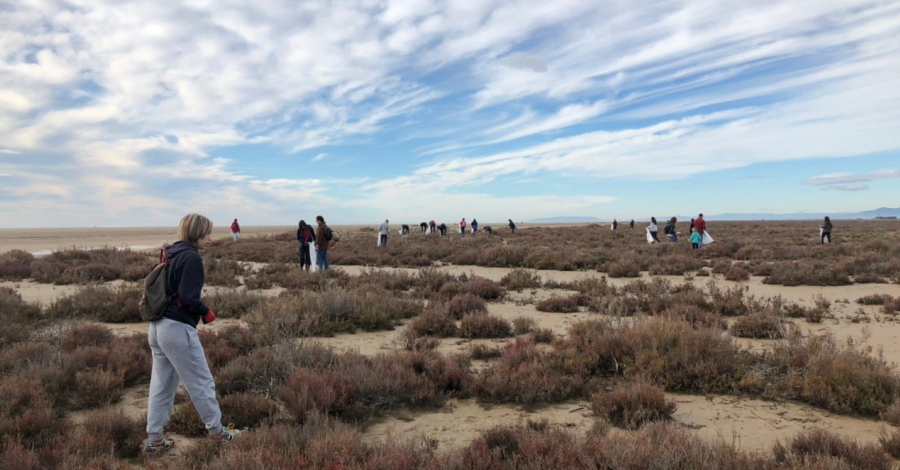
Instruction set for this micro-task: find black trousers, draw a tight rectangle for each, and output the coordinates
[299,245,312,268]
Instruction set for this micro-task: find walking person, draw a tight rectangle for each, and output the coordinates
[508,219,516,234]
[630,219,634,229]
[297,220,314,271]
[230,218,241,242]
[314,215,333,270]
[694,214,707,247]
[471,218,478,234]
[145,214,238,457]
[378,219,390,248]
[612,219,618,231]
[820,216,833,244]
[459,218,467,236]
[689,218,695,234]
[664,217,678,242]
[690,228,702,249]
[648,217,661,243]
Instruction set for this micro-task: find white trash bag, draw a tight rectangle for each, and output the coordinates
[646,227,654,244]
[702,230,714,245]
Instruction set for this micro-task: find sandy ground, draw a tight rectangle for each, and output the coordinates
[3,227,899,457]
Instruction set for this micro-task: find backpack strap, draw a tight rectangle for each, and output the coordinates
[159,247,181,308]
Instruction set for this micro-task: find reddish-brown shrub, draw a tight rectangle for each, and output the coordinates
[531,328,555,343]
[439,277,505,300]
[46,285,142,323]
[204,289,265,319]
[470,344,503,360]
[724,265,751,281]
[499,268,542,290]
[590,381,677,429]
[445,294,488,319]
[511,316,536,335]
[459,314,513,339]
[74,369,125,409]
[535,295,580,313]
[80,408,144,459]
[661,304,726,329]
[880,428,900,458]
[773,428,890,469]
[0,250,34,280]
[879,402,900,426]
[474,338,584,404]
[404,310,459,338]
[730,314,784,339]
[606,261,641,278]
[856,294,893,305]
[220,393,279,430]
[168,402,206,437]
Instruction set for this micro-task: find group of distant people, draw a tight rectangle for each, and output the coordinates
[376,218,518,248]
[611,214,710,249]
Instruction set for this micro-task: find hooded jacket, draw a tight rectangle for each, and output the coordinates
[315,222,331,251]
[162,241,210,328]
[231,220,240,233]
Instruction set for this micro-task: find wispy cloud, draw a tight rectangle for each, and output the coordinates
[0,149,22,155]
[311,153,328,162]
[803,169,900,191]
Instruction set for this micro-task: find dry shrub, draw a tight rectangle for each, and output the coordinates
[0,250,34,280]
[439,277,505,300]
[205,258,245,287]
[470,344,503,360]
[773,428,890,470]
[511,316,536,335]
[696,269,710,277]
[459,314,513,339]
[856,294,893,305]
[60,323,114,351]
[203,289,265,318]
[764,261,852,286]
[724,265,751,281]
[80,408,144,459]
[0,287,43,346]
[606,261,641,278]
[885,298,900,315]
[28,248,154,285]
[0,377,65,448]
[531,328,555,343]
[46,284,142,323]
[355,268,418,291]
[169,402,206,437]
[761,327,900,415]
[879,402,900,426]
[854,273,886,284]
[730,314,784,339]
[220,393,278,429]
[590,381,677,429]
[535,294,582,313]
[661,304,725,329]
[279,350,467,423]
[404,309,459,338]
[74,369,125,409]
[880,428,900,458]
[216,342,338,396]
[499,268,542,290]
[474,338,584,404]
[245,287,424,338]
[0,439,40,470]
[444,294,488,319]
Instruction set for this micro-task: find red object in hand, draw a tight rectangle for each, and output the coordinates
[202,309,216,324]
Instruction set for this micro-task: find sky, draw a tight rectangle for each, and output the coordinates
[1,0,899,228]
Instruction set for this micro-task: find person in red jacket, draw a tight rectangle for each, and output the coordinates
[694,214,707,247]
[459,218,467,236]
[230,219,241,242]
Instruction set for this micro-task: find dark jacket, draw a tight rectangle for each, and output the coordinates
[664,221,675,235]
[315,223,331,251]
[162,241,210,328]
[297,226,313,247]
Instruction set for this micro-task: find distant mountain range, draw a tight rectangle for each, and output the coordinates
[530,207,900,223]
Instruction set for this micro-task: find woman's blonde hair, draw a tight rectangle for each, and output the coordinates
[177,213,213,244]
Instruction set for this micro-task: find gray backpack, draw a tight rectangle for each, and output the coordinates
[139,248,176,321]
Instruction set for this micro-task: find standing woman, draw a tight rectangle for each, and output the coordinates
[821,216,833,244]
[146,214,237,457]
[297,220,314,270]
[648,217,661,243]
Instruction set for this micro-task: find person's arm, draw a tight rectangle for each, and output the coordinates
[177,257,209,318]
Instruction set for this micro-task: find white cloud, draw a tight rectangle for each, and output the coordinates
[311,153,328,162]
[803,169,900,186]
[0,149,22,155]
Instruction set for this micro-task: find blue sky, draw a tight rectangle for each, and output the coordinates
[1,0,899,228]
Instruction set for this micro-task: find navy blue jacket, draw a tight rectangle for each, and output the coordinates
[162,241,210,328]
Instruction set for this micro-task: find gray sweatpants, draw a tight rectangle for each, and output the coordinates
[146,318,223,440]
